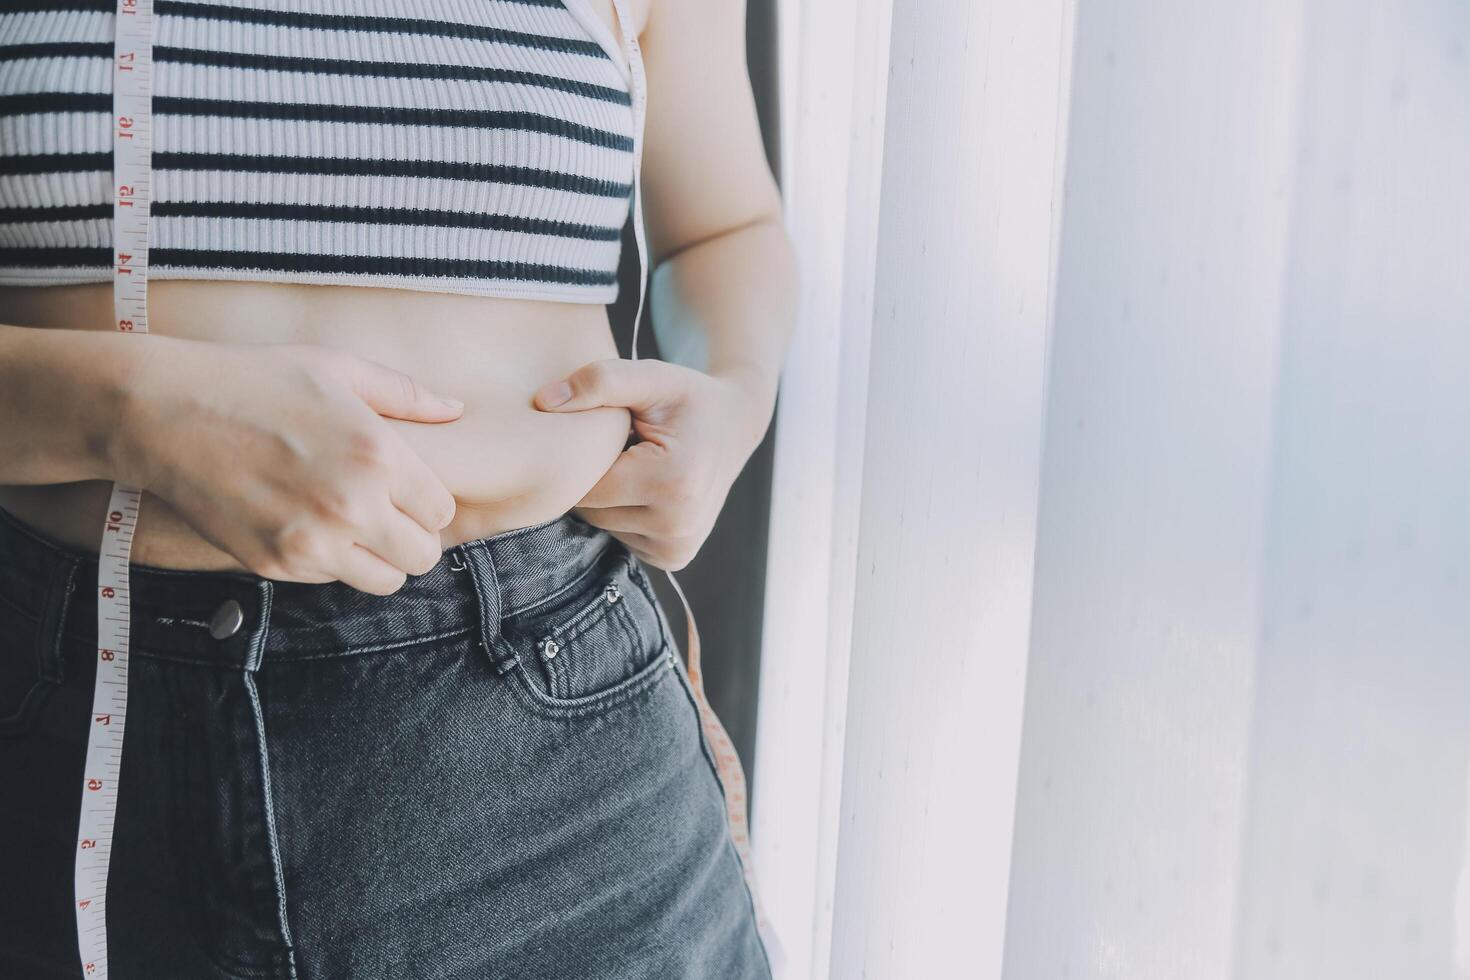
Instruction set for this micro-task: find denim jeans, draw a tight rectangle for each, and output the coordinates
[0,503,773,980]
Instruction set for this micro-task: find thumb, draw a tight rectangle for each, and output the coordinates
[347,356,465,422]
[533,358,677,414]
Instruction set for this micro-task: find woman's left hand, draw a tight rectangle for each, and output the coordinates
[532,359,775,571]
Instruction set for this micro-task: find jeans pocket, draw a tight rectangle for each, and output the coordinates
[496,540,676,717]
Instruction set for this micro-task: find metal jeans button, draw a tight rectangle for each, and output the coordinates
[208,598,244,639]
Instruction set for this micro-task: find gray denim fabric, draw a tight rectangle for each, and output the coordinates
[0,503,773,980]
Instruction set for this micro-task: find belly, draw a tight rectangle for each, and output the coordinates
[0,279,633,571]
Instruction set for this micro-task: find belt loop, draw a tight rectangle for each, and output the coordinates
[242,579,274,674]
[36,554,81,684]
[459,544,511,673]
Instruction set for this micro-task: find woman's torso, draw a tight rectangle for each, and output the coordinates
[0,0,649,571]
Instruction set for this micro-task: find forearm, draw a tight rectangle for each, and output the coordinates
[0,323,148,485]
[648,215,798,440]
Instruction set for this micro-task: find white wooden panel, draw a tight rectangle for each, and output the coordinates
[825,0,1074,976]
[1231,2,1470,976]
[1001,2,1307,977]
[757,0,894,976]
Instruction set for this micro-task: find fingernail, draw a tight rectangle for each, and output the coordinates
[439,395,465,411]
[537,381,572,407]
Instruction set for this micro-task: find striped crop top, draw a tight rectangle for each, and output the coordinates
[0,0,650,312]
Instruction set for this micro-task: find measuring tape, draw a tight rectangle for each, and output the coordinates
[609,0,783,970]
[74,1,154,976]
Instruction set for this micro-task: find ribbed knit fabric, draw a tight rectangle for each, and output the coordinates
[0,0,640,302]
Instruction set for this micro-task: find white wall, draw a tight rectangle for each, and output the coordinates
[1231,2,1470,976]
[1002,1,1306,975]
[761,1,1469,977]
[826,0,1074,975]
[1004,1,1470,978]
[761,0,1073,977]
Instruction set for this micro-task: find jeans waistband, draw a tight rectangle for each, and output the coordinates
[0,501,618,673]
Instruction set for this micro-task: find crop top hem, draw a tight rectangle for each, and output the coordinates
[0,266,619,305]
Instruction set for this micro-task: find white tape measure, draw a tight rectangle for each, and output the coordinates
[75,1,154,976]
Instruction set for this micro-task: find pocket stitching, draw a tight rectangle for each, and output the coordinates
[504,636,674,720]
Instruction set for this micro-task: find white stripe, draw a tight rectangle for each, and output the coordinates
[0,51,113,95]
[0,214,108,249]
[0,107,112,156]
[155,117,632,174]
[155,169,630,224]
[0,172,109,210]
[0,11,110,46]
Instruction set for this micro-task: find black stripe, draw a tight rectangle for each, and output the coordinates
[0,43,112,62]
[0,93,110,115]
[156,2,610,61]
[0,152,108,176]
[0,203,110,224]
[0,92,632,151]
[0,246,619,286]
[154,46,631,106]
[152,201,624,241]
[0,150,631,197]
[0,1,115,9]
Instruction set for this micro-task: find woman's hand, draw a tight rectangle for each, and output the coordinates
[108,336,464,595]
[532,358,776,570]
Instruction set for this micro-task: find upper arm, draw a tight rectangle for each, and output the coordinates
[636,0,784,270]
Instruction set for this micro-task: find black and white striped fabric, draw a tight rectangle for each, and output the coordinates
[0,0,637,302]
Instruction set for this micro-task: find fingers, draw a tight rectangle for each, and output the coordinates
[573,439,662,508]
[348,355,466,423]
[354,501,445,580]
[334,542,412,596]
[571,503,655,535]
[388,447,458,534]
[532,357,681,415]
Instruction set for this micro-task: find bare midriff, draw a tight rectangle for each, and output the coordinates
[0,279,633,571]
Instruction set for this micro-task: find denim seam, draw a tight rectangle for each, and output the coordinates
[241,580,300,980]
[665,651,774,978]
[627,558,677,655]
[37,553,79,683]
